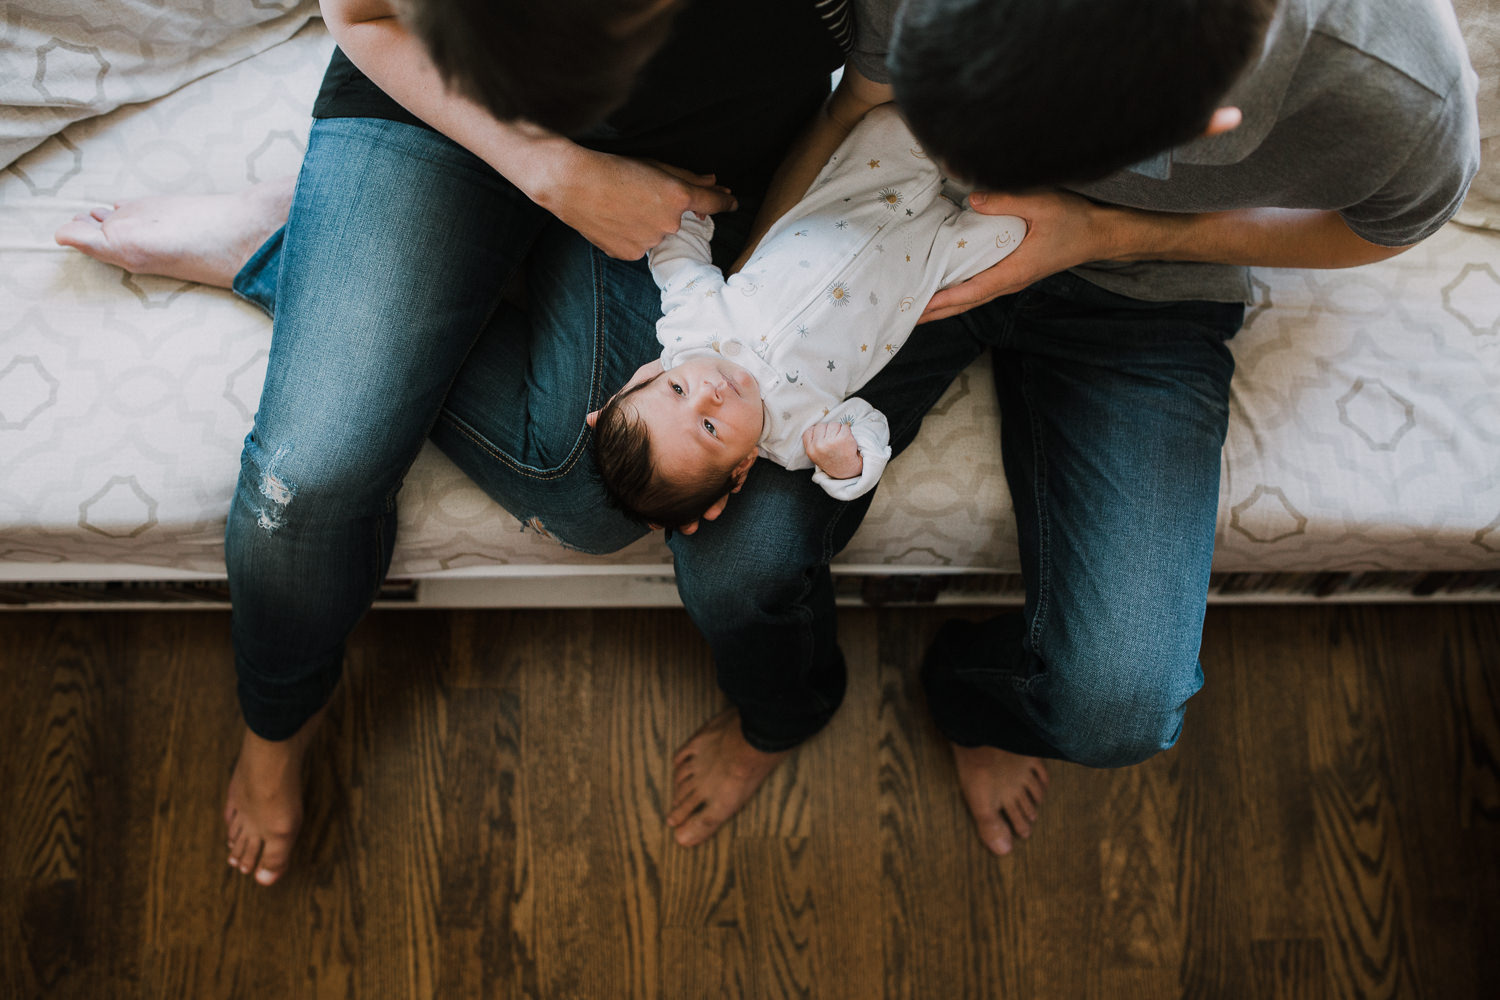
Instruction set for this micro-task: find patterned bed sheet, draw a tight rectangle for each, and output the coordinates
[2,22,1498,581]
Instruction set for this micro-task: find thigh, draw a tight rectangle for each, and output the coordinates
[251,118,550,496]
[433,223,663,551]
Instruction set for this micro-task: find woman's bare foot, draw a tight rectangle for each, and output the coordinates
[54,177,295,288]
[224,708,324,886]
[667,708,789,847]
[950,743,1049,856]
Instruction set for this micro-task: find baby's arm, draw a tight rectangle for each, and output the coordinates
[648,211,725,316]
[805,398,892,501]
[938,209,1028,287]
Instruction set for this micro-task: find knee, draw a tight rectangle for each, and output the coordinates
[673,523,823,624]
[233,429,392,533]
[1042,638,1202,769]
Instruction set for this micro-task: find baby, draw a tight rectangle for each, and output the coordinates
[590,104,1024,526]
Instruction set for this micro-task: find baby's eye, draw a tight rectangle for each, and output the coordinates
[703,419,717,437]
[670,381,684,395]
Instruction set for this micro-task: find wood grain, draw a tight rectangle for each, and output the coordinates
[0,604,1495,998]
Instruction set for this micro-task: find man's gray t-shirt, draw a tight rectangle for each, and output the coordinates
[852,0,1480,304]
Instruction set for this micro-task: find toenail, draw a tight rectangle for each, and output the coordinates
[255,869,276,886]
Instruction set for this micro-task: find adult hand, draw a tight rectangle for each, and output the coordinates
[919,189,1114,324]
[535,148,738,260]
[802,422,863,480]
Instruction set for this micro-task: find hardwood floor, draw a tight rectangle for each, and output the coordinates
[1,604,1496,999]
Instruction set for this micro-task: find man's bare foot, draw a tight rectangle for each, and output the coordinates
[54,176,295,288]
[667,708,788,847]
[950,743,1049,857]
[224,708,324,886]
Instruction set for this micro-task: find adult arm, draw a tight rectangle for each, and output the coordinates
[322,0,735,259]
[920,195,1417,323]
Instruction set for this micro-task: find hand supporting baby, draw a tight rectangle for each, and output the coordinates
[802,421,863,481]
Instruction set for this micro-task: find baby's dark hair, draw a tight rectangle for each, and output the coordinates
[592,375,741,528]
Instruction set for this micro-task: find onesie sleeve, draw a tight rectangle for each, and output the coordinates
[647,211,726,315]
[808,397,892,501]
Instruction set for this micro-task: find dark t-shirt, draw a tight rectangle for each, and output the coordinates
[312,0,846,202]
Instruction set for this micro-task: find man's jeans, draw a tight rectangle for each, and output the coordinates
[930,272,1242,765]
[229,116,1242,767]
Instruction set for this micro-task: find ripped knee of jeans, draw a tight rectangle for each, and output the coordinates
[253,444,297,532]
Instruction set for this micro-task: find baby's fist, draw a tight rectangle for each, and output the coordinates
[803,421,863,480]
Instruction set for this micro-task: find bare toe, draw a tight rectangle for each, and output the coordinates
[973,812,1014,856]
[663,709,788,847]
[674,806,725,848]
[951,743,1051,857]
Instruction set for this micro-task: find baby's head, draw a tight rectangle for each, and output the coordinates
[591,357,764,526]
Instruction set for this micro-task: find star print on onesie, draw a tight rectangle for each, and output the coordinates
[646,104,1025,500]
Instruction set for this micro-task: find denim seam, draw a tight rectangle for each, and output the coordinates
[1020,359,1051,653]
[431,248,608,484]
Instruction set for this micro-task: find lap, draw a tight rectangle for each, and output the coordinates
[975,276,1241,709]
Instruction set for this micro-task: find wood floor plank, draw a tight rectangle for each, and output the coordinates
[1305,608,1422,1000]
[1095,755,1184,974]
[735,835,827,999]
[436,687,537,999]
[1175,610,1255,997]
[1224,608,1323,941]
[344,612,447,1000]
[0,615,68,1000]
[1251,938,1330,1000]
[813,613,887,999]
[6,614,113,996]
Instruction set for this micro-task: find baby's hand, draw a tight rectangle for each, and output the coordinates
[803,421,863,480]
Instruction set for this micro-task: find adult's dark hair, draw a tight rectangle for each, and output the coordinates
[889,0,1278,191]
[592,380,740,528]
[399,0,680,136]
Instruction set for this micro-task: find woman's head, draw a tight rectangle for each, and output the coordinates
[398,0,683,135]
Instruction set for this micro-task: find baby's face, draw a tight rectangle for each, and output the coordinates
[621,356,765,484]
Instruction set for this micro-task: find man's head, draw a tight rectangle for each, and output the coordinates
[398,0,681,136]
[591,358,764,527]
[889,0,1278,191]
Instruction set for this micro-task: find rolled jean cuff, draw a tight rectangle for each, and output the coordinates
[736,710,834,753]
[231,225,284,318]
[730,648,847,753]
[235,651,341,741]
[920,653,1061,759]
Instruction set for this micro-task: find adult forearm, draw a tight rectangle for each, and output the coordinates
[323,0,578,204]
[1108,205,1412,270]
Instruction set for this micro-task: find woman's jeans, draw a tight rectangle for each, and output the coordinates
[229,117,1243,767]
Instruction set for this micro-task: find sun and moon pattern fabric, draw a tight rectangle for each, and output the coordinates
[647,104,1025,500]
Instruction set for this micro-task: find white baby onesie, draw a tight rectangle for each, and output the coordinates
[648,103,1024,500]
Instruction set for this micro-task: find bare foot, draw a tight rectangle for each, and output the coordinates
[667,708,788,847]
[54,176,294,288]
[950,743,1049,857]
[223,708,324,886]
